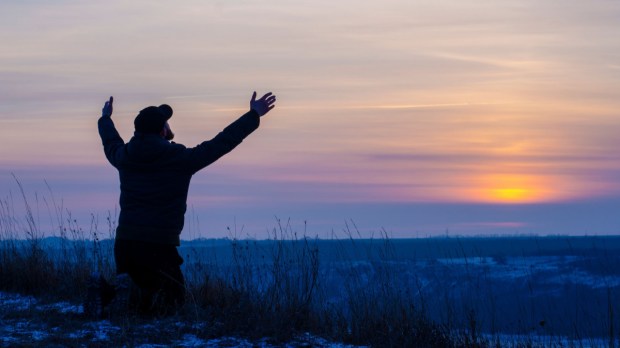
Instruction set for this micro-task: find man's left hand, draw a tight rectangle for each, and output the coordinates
[102,96,114,117]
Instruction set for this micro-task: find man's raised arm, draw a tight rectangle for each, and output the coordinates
[186,91,276,173]
[97,96,125,168]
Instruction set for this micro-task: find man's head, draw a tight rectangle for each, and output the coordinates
[134,104,174,140]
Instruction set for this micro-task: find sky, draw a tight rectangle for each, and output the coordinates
[1,0,619,239]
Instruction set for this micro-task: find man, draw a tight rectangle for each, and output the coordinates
[97,91,276,316]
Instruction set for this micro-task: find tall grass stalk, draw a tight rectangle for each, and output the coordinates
[0,177,113,301]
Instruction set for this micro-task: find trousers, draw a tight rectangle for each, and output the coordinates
[114,238,186,316]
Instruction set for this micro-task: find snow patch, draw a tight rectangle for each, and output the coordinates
[0,291,37,311]
[87,320,121,341]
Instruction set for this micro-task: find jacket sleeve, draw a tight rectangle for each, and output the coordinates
[186,110,260,173]
[98,116,125,168]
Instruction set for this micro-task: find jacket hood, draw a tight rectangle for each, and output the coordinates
[125,133,172,163]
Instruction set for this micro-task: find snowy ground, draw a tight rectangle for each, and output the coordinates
[3,289,615,348]
[0,291,365,348]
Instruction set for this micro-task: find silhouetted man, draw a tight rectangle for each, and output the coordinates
[97,92,276,316]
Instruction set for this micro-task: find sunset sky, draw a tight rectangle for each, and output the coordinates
[1,0,619,239]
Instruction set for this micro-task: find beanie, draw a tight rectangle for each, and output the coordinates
[134,104,173,134]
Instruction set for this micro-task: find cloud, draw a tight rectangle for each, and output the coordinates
[1,0,620,238]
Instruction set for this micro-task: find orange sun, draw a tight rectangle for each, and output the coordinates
[492,187,529,202]
[476,174,551,204]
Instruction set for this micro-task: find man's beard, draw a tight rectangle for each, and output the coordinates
[165,130,175,141]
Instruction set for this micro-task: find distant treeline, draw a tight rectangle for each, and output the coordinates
[8,234,620,261]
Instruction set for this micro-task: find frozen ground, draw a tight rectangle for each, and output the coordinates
[0,292,364,348]
[2,292,617,348]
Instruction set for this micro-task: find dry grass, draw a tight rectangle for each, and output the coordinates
[7,177,613,347]
[0,182,458,347]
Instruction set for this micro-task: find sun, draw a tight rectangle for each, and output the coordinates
[491,187,530,202]
[476,174,549,204]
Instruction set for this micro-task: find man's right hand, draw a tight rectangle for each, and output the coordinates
[250,91,276,117]
[102,96,114,117]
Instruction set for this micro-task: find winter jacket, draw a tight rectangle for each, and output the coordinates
[98,110,260,245]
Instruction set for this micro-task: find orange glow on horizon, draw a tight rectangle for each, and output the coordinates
[474,174,554,204]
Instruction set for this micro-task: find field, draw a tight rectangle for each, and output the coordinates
[1,182,619,347]
[184,235,620,344]
[2,229,620,347]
